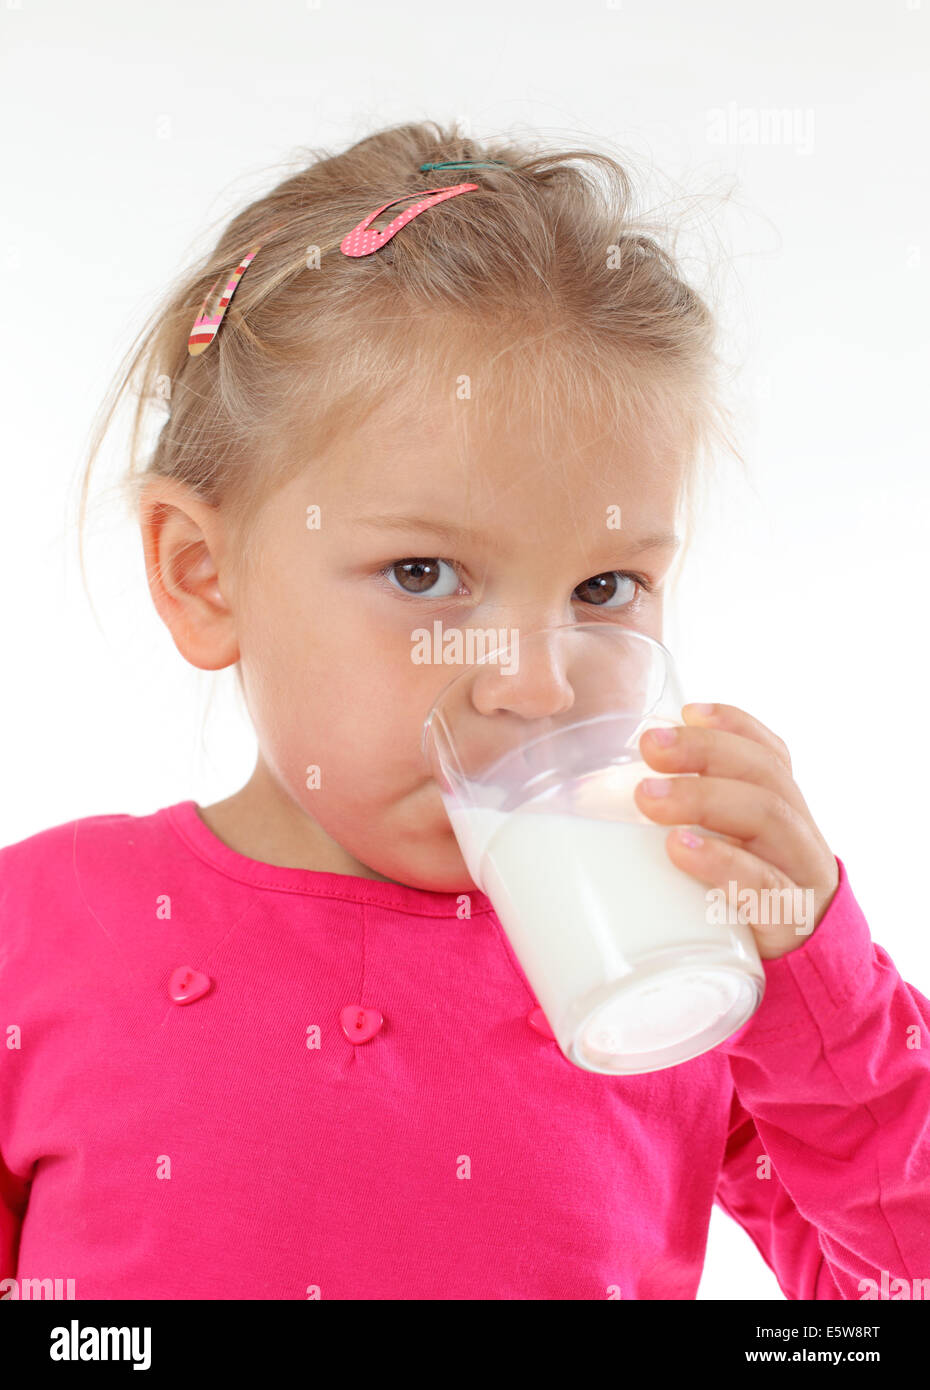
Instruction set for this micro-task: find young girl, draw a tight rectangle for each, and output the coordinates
[2,120,928,1301]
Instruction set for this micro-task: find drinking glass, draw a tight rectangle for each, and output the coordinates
[422,622,765,1075]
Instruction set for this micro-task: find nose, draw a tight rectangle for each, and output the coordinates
[470,627,577,721]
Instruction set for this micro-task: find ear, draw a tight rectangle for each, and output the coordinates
[139,477,239,671]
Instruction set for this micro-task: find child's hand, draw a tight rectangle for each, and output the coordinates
[633,703,840,960]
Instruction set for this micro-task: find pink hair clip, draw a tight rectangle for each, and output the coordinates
[185,183,478,356]
[187,241,264,356]
[340,182,479,257]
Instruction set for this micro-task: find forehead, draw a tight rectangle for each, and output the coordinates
[317,374,689,533]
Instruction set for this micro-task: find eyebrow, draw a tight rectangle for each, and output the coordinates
[354,515,680,553]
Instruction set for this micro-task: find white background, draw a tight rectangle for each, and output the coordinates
[2,0,928,1299]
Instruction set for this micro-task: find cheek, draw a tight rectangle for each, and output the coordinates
[242,621,452,791]
[324,658,454,786]
[237,563,473,787]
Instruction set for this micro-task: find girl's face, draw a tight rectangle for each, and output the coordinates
[146,393,686,891]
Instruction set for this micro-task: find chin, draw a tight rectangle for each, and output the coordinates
[398,861,478,895]
[368,788,477,893]
[386,836,478,895]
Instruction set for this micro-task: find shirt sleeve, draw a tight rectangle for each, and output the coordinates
[713,855,930,1300]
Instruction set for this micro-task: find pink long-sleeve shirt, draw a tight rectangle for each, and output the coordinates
[1,799,928,1300]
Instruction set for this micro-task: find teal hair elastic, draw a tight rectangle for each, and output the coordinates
[419,160,508,172]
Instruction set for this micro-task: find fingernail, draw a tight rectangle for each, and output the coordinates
[647,726,676,747]
[641,778,672,797]
[688,703,715,716]
[677,828,704,848]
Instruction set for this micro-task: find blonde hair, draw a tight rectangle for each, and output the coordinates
[77,118,742,598]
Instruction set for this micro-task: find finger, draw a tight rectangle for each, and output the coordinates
[633,773,825,889]
[681,703,793,775]
[661,826,817,959]
[638,721,808,817]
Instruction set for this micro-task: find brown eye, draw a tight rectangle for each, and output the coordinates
[385,558,460,598]
[574,572,639,607]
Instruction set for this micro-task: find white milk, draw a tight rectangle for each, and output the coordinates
[447,788,763,1068]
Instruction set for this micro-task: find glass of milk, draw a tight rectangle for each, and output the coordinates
[421,623,765,1075]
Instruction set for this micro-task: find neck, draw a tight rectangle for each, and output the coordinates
[197,757,396,882]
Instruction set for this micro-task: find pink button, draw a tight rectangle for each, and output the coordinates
[168,965,212,1004]
[341,1005,384,1043]
[527,1007,556,1040]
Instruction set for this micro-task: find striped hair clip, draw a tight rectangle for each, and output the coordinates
[340,182,479,258]
[187,241,264,356]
